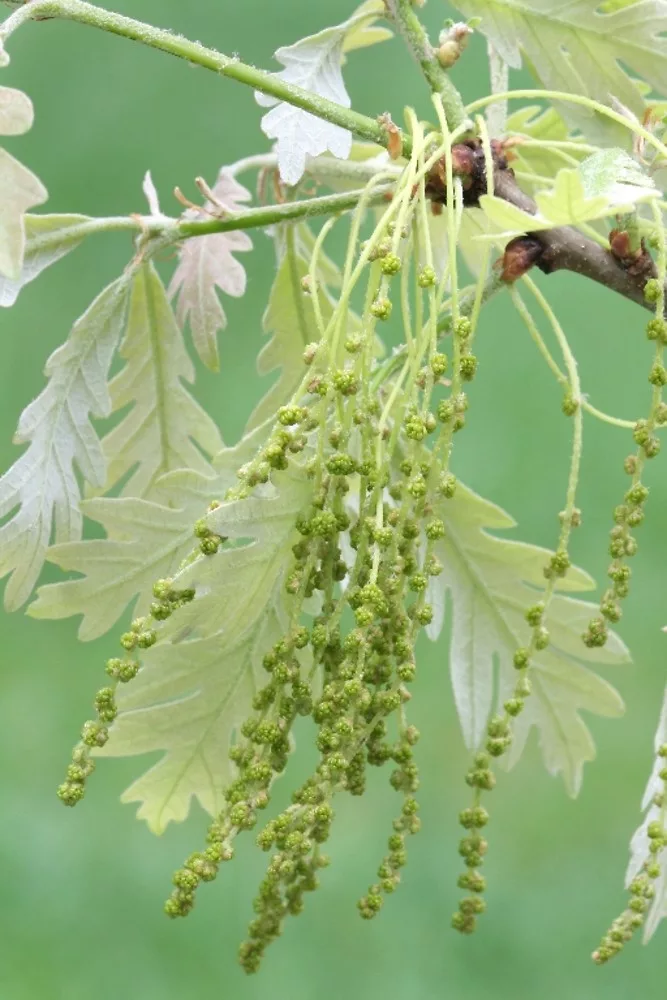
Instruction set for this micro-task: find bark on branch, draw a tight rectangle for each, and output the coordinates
[427,139,661,315]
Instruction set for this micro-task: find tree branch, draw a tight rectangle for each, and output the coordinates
[4,0,660,316]
[382,0,467,129]
[425,139,661,315]
[492,170,658,313]
[0,0,414,156]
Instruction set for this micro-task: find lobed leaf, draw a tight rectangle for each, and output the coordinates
[245,244,335,432]
[479,153,657,240]
[451,0,667,142]
[97,262,223,499]
[256,0,390,185]
[94,463,313,833]
[625,683,667,941]
[168,169,253,372]
[0,85,33,135]
[0,214,90,308]
[427,483,629,794]
[28,422,272,639]
[506,105,589,185]
[0,85,47,281]
[0,277,130,609]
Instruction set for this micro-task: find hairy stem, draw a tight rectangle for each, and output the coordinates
[1,0,413,155]
[383,0,467,129]
[178,186,393,236]
[15,186,394,265]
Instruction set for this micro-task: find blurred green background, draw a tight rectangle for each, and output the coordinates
[1,1,666,997]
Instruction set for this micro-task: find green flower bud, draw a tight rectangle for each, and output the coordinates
[644,278,661,304]
[418,266,436,288]
[371,297,392,321]
[381,253,402,275]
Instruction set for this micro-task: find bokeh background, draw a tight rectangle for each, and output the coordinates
[1,1,666,997]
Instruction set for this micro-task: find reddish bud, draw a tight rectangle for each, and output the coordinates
[499,236,543,283]
[378,112,402,160]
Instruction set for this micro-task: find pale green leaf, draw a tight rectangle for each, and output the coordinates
[0,85,47,281]
[476,195,543,241]
[428,483,628,793]
[534,170,613,225]
[168,170,253,372]
[0,147,47,281]
[486,40,509,137]
[625,684,667,941]
[28,422,272,639]
[342,0,392,52]
[256,1,389,184]
[506,105,589,182]
[97,263,223,500]
[451,0,667,140]
[600,0,640,10]
[0,85,33,135]
[0,214,90,308]
[245,246,334,432]
[94,463,313,833]
[479,157,657,240]
[0,277,130,609]
[578,147,657,204]
[295,222,342,288]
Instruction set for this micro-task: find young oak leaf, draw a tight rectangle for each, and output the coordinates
[427,482,629,794]
[0,84,47,280]
[451,0,667,142]
[256,1,390,185]
[96,262,223,500]
[506,105,589,186]
[94,463,313,833]
[168,169,252,372]
[341,0,392,52]
[625,683,667,942]
[479,153,657,241]
[0,277,130,610]
[0,214,91,308]
[28,421,273,639]
[245,244,335,432]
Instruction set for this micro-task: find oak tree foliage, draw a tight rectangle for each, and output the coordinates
[1,0,667,975]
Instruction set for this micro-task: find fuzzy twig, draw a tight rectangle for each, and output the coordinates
[493,170,659,313]
[0,0,414,155]
[382,0,467,130]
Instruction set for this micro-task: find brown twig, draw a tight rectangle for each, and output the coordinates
[425,139,661,314]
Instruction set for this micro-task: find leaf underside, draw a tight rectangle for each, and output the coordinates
[427,483,629,795]
[94,463,313,833]
[0,277,130,610]
[452,0,667,141]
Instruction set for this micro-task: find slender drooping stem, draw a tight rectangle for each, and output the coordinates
[0,0,414,155]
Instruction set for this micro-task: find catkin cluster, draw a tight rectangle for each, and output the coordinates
[58,159,481,971]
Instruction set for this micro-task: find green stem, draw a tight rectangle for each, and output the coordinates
[511,284,642,430]
[178,187,392,236]
[467,89,667,163]
[1,0,413,156]
[437,272,506,335]
[17,186,393,264]
[383,0,467,129]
